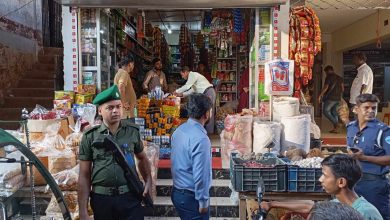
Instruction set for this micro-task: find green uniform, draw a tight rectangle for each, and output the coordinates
[84,85,145,220]
[79,120,143,187]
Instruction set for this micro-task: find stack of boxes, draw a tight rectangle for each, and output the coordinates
[54,91,75,110]
[134,96,182,160]
[75,85,96,104]
[54,85,96,111]
[137,98,150,118]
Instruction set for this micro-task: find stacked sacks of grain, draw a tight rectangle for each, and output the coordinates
[273,97,299,122]
[220,114,253,168]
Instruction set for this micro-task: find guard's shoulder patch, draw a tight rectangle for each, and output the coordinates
[346,121,357,127]
[121,120,139,130]
[385,135,390,145]
[83,124,100,135]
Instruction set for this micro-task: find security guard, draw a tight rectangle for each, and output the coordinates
[78,85,152,220]
[347,94,390,220]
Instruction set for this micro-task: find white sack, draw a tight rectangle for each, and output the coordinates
[253,121,282,155]
[281,114,311,154]
[273,97,299,122]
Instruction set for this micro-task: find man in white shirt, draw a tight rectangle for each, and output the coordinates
[173,66,216,134]
[349,52,373,106]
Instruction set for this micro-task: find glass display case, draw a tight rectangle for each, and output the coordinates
[79,9,116,92]
[249,8,274,109]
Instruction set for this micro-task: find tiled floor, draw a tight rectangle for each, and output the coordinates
[315,117,347,138]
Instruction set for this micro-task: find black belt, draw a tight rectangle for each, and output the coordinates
[360,173,387,181]
[203,86,214,94]
[92,185,130,196]
[173,187,195,195]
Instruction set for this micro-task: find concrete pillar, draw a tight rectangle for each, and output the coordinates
[278,1,290,59]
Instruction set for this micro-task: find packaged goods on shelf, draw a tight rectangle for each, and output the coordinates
[76,84,97,94]
[53,99,72,110]
[54,91,75,101]
[75,94,94,105]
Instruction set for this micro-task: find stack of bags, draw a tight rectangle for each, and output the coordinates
[45,165,90,219]
[220,114,254,168]
[0,151,26,197]
[28,123,77,186]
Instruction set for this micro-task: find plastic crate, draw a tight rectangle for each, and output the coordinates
[230,153,287,192]
[287,166,324,192]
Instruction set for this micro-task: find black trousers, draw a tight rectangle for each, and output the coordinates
[90,191,144,220]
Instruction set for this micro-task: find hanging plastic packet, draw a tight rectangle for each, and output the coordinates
[65,119,83,159]
[81,104,96,126]
[74,104,96,130]
[29,104,57,120]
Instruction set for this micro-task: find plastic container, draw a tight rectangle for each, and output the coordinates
[287,166,324,192]
[230,153,287,192]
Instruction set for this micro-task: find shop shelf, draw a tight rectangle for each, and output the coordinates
[230,153,287,192]
[287,166,324,192]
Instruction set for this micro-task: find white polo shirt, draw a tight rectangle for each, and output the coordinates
[175,71,213,97]
[349,63,373,104]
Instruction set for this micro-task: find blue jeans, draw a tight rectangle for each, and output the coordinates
[171,187,210,220]
[323,100,340,126]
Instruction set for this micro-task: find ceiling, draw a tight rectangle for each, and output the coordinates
[146,10,203,31]
[305,0,390,10]
[312,9,378,33]
[56,0,286,8]
[305,0,387,33]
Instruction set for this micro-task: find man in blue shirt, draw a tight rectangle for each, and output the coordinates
[171,93,213,219]
[347,94,390,220]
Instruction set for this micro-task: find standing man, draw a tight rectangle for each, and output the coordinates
[347,93,390,220]
[171,94,213,220]
[173,66,216,134]
[318,65,344,133]
[349,52,373,108]
[260,154,382,220]
[143,57,168,93]
[78,85,152,220]
[114,55,137,119]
